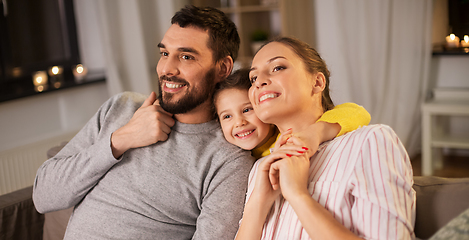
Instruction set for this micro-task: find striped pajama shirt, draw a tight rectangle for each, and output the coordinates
[244,124,416,240]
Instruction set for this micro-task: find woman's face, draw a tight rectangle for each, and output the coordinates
[248,42,316,125]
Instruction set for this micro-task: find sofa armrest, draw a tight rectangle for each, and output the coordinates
[413,176,469,239]
[0,186,44,240]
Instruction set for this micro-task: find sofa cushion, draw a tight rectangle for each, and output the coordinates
[413,176,469,239]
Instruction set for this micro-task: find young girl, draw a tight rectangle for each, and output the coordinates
[213,68,371,159]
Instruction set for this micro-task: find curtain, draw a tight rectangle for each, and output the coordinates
[92,0,189,96]
[314,0,434,156]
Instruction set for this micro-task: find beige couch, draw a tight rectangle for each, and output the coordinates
[0,176,468,239]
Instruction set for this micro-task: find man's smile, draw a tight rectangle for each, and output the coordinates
[163,81,187,93]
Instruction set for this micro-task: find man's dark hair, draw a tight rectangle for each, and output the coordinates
[171,5,240,63]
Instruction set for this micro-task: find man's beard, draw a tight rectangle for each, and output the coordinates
[158,68,216,114]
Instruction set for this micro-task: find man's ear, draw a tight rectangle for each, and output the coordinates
[217,56,234,82]
[312,72,326,94]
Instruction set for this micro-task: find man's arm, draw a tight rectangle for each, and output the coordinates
[33,92,174,213]
[33,94,124,213]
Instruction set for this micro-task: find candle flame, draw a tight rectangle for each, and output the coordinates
[76,64,84,74]
[450,34,456,40]
[35,76,43,84]
[465,35,469,43]
[51,66,59,75]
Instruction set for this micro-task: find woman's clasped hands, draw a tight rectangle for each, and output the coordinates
[253,129,312,204]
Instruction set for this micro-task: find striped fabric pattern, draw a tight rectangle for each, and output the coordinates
[244,124,416,240]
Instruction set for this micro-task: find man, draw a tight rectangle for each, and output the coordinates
[33,6,254,239]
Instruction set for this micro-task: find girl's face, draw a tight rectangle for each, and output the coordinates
[248,42,319,126]
[215,88,272,150]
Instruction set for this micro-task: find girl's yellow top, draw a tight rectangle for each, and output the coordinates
[251,102,371,159]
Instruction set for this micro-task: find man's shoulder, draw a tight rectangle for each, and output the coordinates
[111,91,147,105]
[205,128,254,164]
[99,91,147,113]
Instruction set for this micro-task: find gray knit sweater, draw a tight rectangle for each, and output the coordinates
[33,92,254,240]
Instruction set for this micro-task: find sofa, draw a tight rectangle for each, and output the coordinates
[0,176,467,239]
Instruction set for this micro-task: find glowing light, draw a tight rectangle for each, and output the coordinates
[450,34,456,41]
[461,35,469,48]
[73,64,88,83]
[35,76,43,84]
[52,66,59,75]
[32,71,48,86]
[76,64,84,74]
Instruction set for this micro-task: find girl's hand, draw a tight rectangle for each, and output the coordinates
[293,122,340,158]
[272,128,310,155]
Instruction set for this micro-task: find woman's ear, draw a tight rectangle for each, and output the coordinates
[217,56,234,82]
[312,72,326,94]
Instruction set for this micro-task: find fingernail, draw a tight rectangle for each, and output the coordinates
[287,128,292,131]
[297,151,305,154]
[286,154,292,157]
[302,147,309,150]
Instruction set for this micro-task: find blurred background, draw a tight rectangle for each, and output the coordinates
[0,0,468,195]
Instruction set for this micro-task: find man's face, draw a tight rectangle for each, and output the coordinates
[156,24,217,114]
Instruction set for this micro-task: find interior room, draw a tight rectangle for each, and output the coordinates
[0,0,468,239]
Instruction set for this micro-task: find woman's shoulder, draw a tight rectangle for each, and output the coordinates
[342,124,399,142]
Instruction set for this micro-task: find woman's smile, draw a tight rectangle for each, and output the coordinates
[259,92,280,103]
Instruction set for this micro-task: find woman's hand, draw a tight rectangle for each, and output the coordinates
[269,135,311,202]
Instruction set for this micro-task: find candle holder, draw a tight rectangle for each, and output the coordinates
[446,33,460,48]
[32,71,49,92]
[48,66,64,89]
[72,64,88,83]
[461,35,469,48]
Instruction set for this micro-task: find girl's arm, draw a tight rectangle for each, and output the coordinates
[317,102,370,137]
[274,102,370,157]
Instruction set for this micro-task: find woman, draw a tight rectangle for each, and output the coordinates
[235,37,416,240]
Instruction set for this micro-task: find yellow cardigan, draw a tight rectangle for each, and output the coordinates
[251,102,371,159]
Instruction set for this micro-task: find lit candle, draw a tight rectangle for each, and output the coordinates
[32,71,48,92]
[446,33,460,48]
[461,35,469,48]
[48,66,63,76]
[48,66,64,89]
[73,64,88,83]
